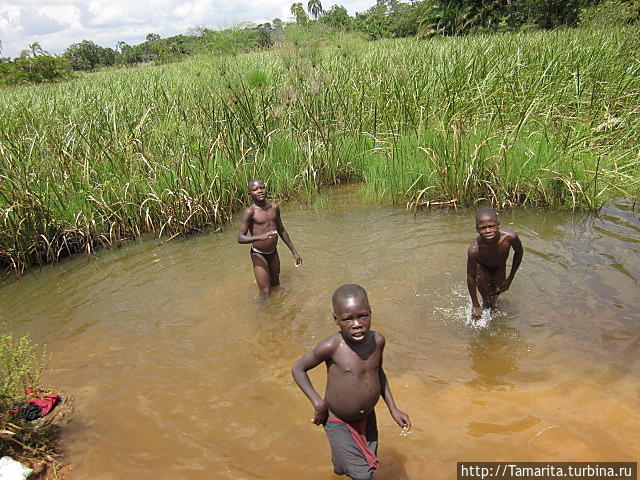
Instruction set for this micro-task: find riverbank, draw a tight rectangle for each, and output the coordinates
[0,331,74,478]
[1,27,638,273]
[1,393,74,479]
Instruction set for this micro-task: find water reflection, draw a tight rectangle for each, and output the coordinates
[467,320,526,390]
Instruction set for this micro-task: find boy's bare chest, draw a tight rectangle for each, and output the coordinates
[330,349,380,377]
[478,239,511,263]
[251,207,276,225]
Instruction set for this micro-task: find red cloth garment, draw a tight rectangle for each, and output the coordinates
[27,393,60,417]
[327,416,380,469]
[24,389,61,419]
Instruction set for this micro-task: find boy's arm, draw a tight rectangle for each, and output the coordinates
[275,205,302,265]
[498,233,523,292]
[237,208,276,244]
[466,245,482,319]
[291,338,335,425]
[377,334,411,430]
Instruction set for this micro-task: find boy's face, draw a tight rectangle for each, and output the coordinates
[333,295,371,344]
[249,181,267,201]
[476,215,500,241]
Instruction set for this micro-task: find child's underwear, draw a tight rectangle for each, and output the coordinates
[324,411,379,479]
[250,246,277,256]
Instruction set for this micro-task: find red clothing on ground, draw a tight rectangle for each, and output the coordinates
[25,389,60,417]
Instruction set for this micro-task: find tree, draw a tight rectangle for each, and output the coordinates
[253,23,274,47]
[29,42,48,56]
[146,33,161,42]
[65,40,116,71]
[291,2,309,24]
[307,0,324,19]
[186,26,207,37]
[355,1,395,38]
[117,43,145,65]
[321,5,353,29]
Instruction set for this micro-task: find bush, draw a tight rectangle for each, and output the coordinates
[0,333,43,432]
[198,27,262,55]
[0,334,42,401]
[579,0,639,26]
[0,55,73,86]
[0,332,63,461]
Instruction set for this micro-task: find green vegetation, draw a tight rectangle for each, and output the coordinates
[0,26,639,272]
[0,55,73,86]
[0,333,54,457]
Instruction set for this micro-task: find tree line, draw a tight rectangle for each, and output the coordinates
[1,0,638,85]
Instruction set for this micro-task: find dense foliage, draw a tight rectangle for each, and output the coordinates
[1,27,638,272]
[0,55,72,85]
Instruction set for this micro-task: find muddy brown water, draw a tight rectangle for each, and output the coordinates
[1,188,638,479]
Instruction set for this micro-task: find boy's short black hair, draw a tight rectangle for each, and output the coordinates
[248,178,264,189]
[475,207,498,222]
[332,284,369,312]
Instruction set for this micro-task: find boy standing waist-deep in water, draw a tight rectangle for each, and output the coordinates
[292,284,410,480]
[237,178,301,298]
[467,207,523,319]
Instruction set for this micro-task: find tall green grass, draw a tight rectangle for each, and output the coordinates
[1,27,638,272]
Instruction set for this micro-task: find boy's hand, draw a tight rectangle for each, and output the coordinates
[391,408,411,430]
[260,231,278,241]
[293,252,302,266]
[311,400,328,426]
[496,278,512,293]
[471,306,483,319]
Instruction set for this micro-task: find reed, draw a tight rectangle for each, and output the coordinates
[1,27,638,272]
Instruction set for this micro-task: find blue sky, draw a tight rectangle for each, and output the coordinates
[0,0,374,58]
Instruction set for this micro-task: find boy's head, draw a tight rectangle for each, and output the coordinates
[248,178,267,202]
[475,207,500,240]
[332,284,371,343]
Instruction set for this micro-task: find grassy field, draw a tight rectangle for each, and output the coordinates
[1,27,639,272]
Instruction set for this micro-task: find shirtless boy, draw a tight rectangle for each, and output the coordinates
[237,179,302,297]
[291,284,411,480]
[467,208,523,319]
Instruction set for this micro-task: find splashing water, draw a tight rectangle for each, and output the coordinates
[433,283,505,329]
[467,308,492,328]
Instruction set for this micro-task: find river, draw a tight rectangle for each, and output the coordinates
[1,188,638,479]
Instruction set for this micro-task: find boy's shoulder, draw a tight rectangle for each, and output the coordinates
[501,228,519,242]
[370,329,383,340]
[467,239,480,257]
[313,332,343,356]
[244,204,258,214]
[372,330,385,349]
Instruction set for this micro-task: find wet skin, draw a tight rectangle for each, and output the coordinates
[291,295,410,429]
[237,180,301,297]
[467,215,523,319]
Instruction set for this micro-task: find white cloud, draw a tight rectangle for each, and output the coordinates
[0,0,375,59]
[17,8,68,35]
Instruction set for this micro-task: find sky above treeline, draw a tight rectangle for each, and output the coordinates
[0,0,373,58]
